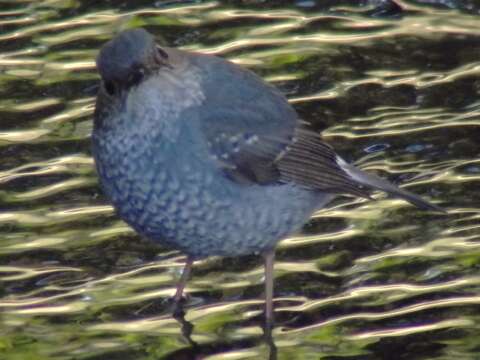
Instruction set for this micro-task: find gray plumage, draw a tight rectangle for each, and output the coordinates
[92,28,443,259]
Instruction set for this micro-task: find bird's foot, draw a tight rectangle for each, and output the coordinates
[171,298,197,347]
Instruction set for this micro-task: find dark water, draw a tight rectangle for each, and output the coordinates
[1,1,480,359]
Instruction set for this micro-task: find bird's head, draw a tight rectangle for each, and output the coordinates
[96,28,171,98]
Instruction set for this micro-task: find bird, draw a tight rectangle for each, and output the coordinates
[92,28,444,328]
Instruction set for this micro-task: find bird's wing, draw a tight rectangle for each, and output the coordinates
[194,53,373,195]
[276,126,371,198]
[195,53,298,184]
[201,112,443,211]
[276,126,443,211]
[199,103,371,197]
[198,106,294,184]
[194,53,442,211]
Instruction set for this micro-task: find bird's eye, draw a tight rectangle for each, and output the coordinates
[104,81,116,96]
[127,68,145,87]
[156,46,168,60]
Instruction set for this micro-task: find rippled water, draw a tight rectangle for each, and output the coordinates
[1,1,480,359]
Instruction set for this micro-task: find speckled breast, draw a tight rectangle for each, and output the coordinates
[93,124,329,258]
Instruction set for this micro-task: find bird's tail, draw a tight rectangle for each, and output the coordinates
[336,157,445,213]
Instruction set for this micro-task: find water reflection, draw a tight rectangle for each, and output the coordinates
[0,0,479,359]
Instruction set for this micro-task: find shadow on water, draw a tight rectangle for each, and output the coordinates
[1,0,480,359]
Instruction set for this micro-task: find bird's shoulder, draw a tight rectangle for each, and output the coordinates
[178,52,297,184]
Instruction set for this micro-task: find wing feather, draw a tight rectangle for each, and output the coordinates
[276,127,371,198]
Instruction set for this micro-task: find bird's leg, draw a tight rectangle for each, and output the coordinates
[172,257,197,346]
[263,249,276,330]
[173,256,194,314]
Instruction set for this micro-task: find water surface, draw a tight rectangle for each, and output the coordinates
[1,1,480,359]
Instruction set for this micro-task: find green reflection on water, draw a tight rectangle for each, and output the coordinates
[0,0,479,359]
